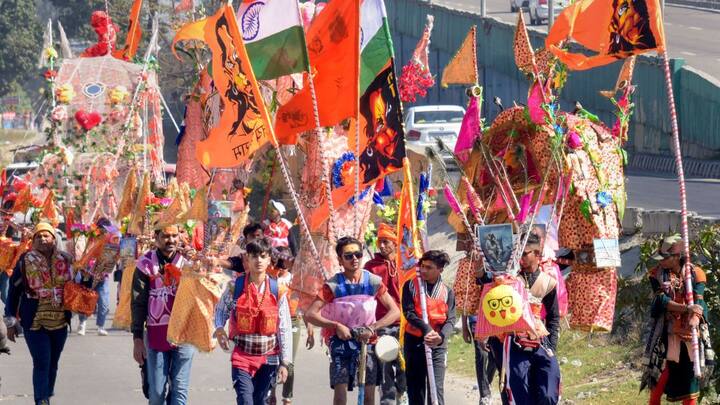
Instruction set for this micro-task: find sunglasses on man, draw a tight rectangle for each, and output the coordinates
[342,251,363,261]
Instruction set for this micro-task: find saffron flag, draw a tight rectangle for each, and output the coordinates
[173,5,275,168]
[41,191,60,227]
[305,0,405,231]
[237,0,310,80]
[274,0,361,144]
[546,0,665,70]
[441,25,478,87]
[396,158,422,285]
[113,0,143,61]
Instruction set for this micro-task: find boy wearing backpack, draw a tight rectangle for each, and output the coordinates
[213,238,293,405]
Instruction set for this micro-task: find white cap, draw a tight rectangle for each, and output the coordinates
[269,199,286,216]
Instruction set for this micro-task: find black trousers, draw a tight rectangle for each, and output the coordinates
[378,326,407,405]
[403,333,446,405]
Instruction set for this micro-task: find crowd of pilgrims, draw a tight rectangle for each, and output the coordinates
[0,198,708,405]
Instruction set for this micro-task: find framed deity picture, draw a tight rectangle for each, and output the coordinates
[476,224,514,272]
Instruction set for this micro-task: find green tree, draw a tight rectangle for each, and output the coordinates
[0,0,43,97]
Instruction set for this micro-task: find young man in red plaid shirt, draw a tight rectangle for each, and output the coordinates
[213,238,293,405]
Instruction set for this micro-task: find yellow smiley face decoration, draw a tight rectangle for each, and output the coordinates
[481,284,522,327]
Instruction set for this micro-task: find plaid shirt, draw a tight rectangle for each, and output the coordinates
[233,333,278,356]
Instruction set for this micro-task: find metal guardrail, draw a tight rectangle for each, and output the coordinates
[667,0,720,10]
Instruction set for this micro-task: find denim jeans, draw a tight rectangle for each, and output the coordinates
[0,271,9,304]
[232,364,278,405]
[24,326,68,404]
[78,277,110,327]
[145,343,196,405]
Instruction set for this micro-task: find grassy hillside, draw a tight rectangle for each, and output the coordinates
[447,330,648,404]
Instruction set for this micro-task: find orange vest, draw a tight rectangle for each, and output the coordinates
[232,277,279,337]
[405,278,448,337]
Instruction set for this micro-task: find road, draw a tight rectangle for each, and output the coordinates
[435,0,720,80]
[0,287,477,404]
[626,170,720,218]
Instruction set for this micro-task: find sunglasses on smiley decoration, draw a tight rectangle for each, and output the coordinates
[342,251,363,261]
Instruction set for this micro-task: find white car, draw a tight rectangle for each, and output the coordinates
[404,105,465,162]
[510,0,529,12]
[528,0,566,25]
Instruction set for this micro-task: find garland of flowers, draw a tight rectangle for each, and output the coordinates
[331,152,356,189]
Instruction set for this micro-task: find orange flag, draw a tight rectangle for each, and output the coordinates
[274,0,361,144]
[116,168,138,220]
[514,13,536,75]
[441,26,478,87]
[41,191,60,227]
[396,158,422,284]
[546,0,665,70]
[113,0,143,61]
[304,64,406,231]
[173,5,275,168]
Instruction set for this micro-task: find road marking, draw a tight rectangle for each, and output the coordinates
[689,26,702,30]
[681,51,697,56]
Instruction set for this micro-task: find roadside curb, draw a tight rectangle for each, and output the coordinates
[628,154,720,179]
[667,0,720,13]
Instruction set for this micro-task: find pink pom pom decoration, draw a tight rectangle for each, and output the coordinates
[444,184,463,215]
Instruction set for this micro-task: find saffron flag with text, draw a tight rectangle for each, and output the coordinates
[172,5,274,168]
[274,0,360,144]
[304,0,406,231]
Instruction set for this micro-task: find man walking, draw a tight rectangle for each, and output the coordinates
[364,223,407,404]
[305,236,400,405]
[131,225,195,405]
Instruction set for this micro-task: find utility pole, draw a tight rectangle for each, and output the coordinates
[481,0,487,17]
[548,0,555,28]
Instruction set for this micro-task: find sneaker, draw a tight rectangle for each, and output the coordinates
[77,321,86,336]
[398,392,409,405]
[97,328,108,336]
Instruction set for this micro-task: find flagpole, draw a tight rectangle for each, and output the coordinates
[224,5,327,277]
[353,0,362,239]
[661,50,701,377]
[295,1,340,242]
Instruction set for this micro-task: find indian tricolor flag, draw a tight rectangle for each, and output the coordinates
[360,0,395,93]
[237,0,310,80]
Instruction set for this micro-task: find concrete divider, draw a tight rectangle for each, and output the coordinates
[622,206,719,237]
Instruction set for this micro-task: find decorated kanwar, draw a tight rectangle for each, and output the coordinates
[1,0,718,403]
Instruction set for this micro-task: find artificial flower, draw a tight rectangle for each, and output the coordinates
[43,70,57,80]
[567,131,583,149]
[44,47,58,60]
[611,119,622,139]
[109,85,129,104]
[596,191,613,208]
[50,106,68,122]
[55,84,76,104]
